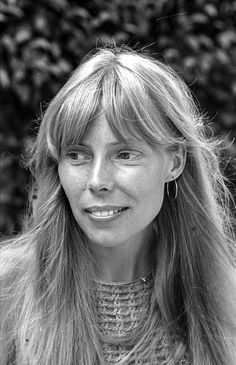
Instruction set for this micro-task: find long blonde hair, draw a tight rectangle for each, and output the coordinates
[1,46,236,364]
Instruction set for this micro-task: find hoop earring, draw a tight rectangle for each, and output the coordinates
[166,179,178,201]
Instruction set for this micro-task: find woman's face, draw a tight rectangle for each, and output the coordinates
[58,115,176,250]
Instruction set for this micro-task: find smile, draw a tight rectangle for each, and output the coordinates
[85,207,129,220]
[89,208,123,217]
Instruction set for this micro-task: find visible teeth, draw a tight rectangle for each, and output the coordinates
[90,208,123,217]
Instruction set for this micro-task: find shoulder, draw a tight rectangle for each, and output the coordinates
[0,236,34,308]
[0,235,33,276]
[0,235,36,365]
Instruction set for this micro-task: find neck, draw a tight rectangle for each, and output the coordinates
[90,228,156,283]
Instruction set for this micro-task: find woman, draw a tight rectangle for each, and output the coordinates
[1,46,236,364]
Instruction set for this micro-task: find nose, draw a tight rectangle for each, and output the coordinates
[87,157,113,193]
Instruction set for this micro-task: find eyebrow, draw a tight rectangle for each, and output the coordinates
[79,139,141,148]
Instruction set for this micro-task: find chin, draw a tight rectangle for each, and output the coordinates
[85,232,124,248]
[89,237,121,248]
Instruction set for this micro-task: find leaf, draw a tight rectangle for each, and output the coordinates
[183,56,197,69]
[49,61,72,77]
[204,4,218,17]
[67,7,90,20]
[30,38,52,51]
[0,13,8,22]
[215,49,230,65]
[185,35,200,51]
[217,30,236,48]
[15,27,32,44]
[1,3,23,18]
[191,13,208,24]
[164,48,180,60]
[200,52,213,73]
[198,35,214,49]
[13,83,31,105]
[232,82,236,96]
[33,12,50,34]
[1,35,16,54]
[123,23,139,34]
[0,68,10,88]
[58,59,72,73]
[44,0,68,11]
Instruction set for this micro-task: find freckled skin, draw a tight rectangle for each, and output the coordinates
[58,116,175,251]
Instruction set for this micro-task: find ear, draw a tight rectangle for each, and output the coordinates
[165,145,186,182]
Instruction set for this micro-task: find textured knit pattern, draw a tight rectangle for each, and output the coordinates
[9,274,189,364]
[96,273,153,340]
[96,274,189,364]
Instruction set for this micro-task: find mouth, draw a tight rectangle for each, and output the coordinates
[85,207,129,219]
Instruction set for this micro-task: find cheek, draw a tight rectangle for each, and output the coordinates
[133,167,166,214]
[131,165,166,197]
[141,180,165,207]
[58,164,85,202]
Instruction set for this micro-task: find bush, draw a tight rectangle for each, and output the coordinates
[1,0,236,234]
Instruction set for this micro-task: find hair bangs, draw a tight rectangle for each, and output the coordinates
[46,50,186,162]
[48,80,102,158]
[101,63,182,148]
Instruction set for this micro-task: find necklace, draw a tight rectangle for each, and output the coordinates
[95,272,153,285]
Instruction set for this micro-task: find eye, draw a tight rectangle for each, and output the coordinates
[116,150,141,161]
[117,151,132,160]
[67,152,80,160]
[66,150,90,163]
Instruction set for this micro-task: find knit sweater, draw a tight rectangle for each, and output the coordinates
[7,274,189,364]
[96,273,189,364]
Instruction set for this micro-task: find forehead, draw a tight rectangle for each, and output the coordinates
[80,114,144,147]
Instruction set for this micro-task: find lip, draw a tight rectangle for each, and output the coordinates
[85,205,128,212]
[85,206,129,222]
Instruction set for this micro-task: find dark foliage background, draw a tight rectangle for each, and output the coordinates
[1,0,236,235]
